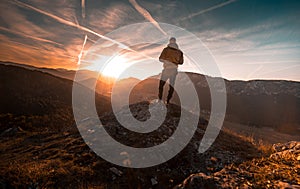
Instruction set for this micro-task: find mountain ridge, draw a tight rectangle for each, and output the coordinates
[2,61,300,83]
[2,62,299,135]
[0,63,299,188]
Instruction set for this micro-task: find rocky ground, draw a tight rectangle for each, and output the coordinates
[0,101,299,188]
[175,141,300,189]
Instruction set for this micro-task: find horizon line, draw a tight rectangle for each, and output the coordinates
[1,60,299,83]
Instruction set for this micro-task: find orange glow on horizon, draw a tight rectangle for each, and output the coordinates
[96,55,134,79]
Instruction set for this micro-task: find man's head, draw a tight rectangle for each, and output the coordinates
[169,37,176,44]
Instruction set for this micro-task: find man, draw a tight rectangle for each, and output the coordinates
[158,37,184,104]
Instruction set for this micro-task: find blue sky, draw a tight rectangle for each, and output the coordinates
[0,0,299,81]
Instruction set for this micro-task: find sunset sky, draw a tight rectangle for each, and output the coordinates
[0,0,299,81]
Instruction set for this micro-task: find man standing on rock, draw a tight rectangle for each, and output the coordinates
[158,37,184,104]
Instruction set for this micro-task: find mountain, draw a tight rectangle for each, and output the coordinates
[0,61,141,99]
[127,72,300,135]
[0,61,77,80]
[0,64,111,132]
[0,64,299,188]
[0,100,263,188]
[2,62,299,136]
[1,99,298,188]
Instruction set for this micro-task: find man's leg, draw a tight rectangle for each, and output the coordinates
[167,71,177,104]
[158,70,167,100]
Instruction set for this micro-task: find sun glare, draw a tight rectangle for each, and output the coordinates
[101,55,131,78]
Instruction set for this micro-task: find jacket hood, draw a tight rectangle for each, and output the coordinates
[168,43,179,49]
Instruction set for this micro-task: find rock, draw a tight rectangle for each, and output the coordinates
[151,177,158,185]
[109,167,123,177]
[275,181,299,189]
[273,141,300,152]
[271,141,300,160]
[0,127,24,136]
[210,156,218,163]
[174,173,218,189]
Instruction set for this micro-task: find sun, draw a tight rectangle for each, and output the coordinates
[101,55,131,78]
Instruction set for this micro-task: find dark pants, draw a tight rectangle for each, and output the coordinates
[158,69,178,103]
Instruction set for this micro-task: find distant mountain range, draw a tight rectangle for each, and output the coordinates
[129,73,300,135]
[1,61,299,135]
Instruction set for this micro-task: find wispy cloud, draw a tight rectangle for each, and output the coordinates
[244,60,300,65]
[0,2,55,39]
[12,0,156,61]
[88,4,136,33]
[246,64,263,79]
[129,0,167,35]
[260,64,300,76]
[181,0,237,21]
[1,0,299,81]
[0,33,75,68]
[12,0,129,49]
[0,26,62,46]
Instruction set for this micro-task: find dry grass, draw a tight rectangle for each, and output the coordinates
[222,127,274,157]
[0,110,297,188]
[213,128,299,188]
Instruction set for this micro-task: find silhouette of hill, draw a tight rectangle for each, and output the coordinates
[1,98,298,188]
[0,101,264,188]
[2,62,299,136]
[0,63,299,188]
[0,64,110,132]
[0,61,77,80]
[128,73,300,135]
[0,61,140,100]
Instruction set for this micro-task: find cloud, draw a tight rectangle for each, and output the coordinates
[183,21,300,81]
[1,0,153,71]
[260,64,300,77]
[0,2,55,39]
[12,0,132,49]
[244,60,300,65]
[21,0,78,22]
[0,33,74,68]
[129,0,166,35]
[181,0,237,21]
[0,0,299,81]
[0,26,62,46]
[0,1,77,68]
[88,3,139,33]
[246,64,264,80]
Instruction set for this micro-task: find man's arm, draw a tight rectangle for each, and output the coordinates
[159,48,167,63]
[178,51,184,65]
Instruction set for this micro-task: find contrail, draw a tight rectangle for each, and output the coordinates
[77,0,86,65]
[5,40,41,51]
[0,26,62,46]
[81,0,86,19]
[246,64,263,80]
[79,0,86,66]
[260,64,300,76]
[244,60,300,65]
[129,0,167,35]
[12,0,154,60]
[87,37,97,43]
[78,35,87,65]
[12,0,130,50]
[181,0,237,21]
[74,15,79,26]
